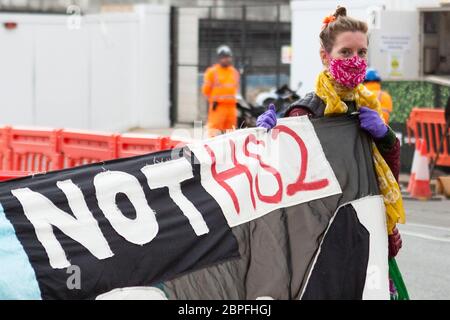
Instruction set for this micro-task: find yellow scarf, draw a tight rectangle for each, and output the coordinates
[316,71,405,234]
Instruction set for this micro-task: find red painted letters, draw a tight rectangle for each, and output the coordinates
[272,125,329,196]
[204,141,255,214]
[205,125,330,215]
[244,134,282,204]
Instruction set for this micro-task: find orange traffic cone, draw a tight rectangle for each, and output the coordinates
[410,139,432,200]
[407,139,422,193]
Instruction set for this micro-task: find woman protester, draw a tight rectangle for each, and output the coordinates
[256,6,408,300]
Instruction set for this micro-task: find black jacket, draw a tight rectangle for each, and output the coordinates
[283,92,357,118]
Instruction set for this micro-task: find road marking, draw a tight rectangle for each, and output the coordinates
[400,230,450,243]
[404,222,450,233]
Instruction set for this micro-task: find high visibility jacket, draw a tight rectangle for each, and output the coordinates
[365,81,393,123]
[202,64,240,105]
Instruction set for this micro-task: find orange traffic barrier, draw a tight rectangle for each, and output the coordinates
[60,130,118,168]
[117,133,164,158]
[409,138,432,200]
[9,127,62,172]
[0,170,34,182]
[0,126,12,171]
[406,108,449,167]
[0,126,187,181]
[161,136,188,150]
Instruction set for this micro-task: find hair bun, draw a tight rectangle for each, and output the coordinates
[333,6,347,18]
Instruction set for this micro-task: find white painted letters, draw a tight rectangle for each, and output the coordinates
[12,180,113,269]
[94,171,159,245]
[141,158,209,236]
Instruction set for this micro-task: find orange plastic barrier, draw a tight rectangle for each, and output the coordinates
[60,130,118,168]
[406,108,450,167]
[161,137,188,150]
[117,134,164,158]
[0,126,189,181]
[0,126,12,171]
[9,127,62,172]
[0,170,33,182]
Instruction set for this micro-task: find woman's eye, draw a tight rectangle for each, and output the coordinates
[340,49,351,57]
[359,50,367,57]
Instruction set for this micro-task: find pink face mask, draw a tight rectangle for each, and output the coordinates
[327,54,368,88]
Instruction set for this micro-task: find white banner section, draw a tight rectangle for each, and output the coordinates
[189,116,342,227]
[352,196,389,300]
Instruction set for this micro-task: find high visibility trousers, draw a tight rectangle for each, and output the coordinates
[207,103,237,137]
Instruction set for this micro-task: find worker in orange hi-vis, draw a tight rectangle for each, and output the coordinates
[364,68,393,124]
[202,45,240,137]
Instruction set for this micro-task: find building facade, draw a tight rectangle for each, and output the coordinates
[0,0,289,13]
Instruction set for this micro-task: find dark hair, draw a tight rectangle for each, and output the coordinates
[320,6,368,53]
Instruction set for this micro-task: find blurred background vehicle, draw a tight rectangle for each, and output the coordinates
[255,82,301,117]
[236,93,265,128]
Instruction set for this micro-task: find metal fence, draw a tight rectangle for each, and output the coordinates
[170,3,291,125]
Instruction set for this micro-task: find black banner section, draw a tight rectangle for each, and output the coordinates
[0,149,239,299]
[302,204,370,300]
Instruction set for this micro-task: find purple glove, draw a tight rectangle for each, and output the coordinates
[388,226,402,258]
[359,106,388,139]
[256,104,277,130]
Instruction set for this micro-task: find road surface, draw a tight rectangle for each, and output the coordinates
[396,198,450,300]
